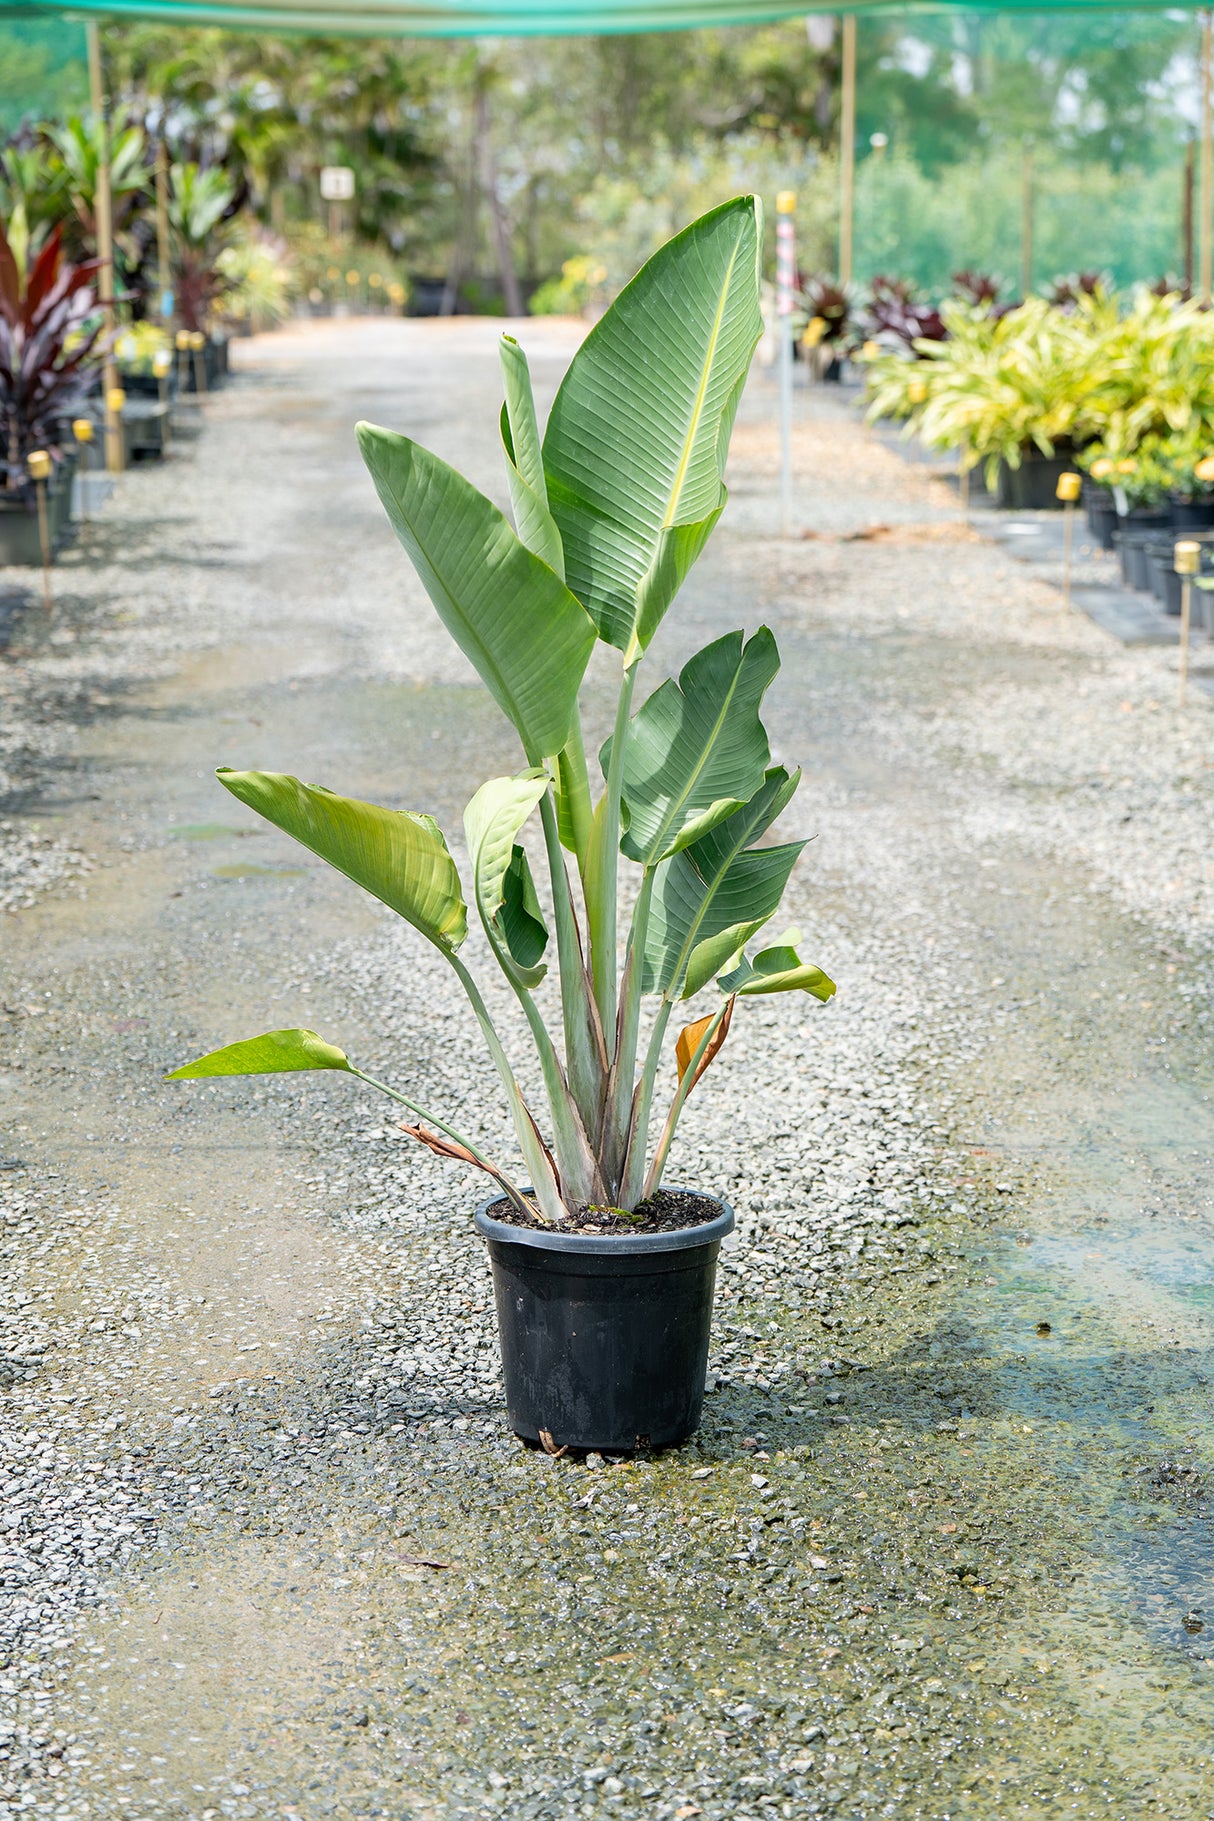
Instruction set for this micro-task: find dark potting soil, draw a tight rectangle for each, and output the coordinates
[485,1187,721,1237]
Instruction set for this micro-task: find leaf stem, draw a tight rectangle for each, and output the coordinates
[348,1067,535,1219]
[619,998,672,1210]
[446,949,565,1224]
[587,659,637,1034]
[642,999,731,1202]
[539,787,606,1137]
[602,864,654,1197]
[557,704,594,882]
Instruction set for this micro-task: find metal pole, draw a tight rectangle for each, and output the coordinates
[777,189,796,539]
[86,22,123,475]
[1020,142,1034,298]
[1201,12,1213,301]
[1181,575,1193,704]
[839,15,856,285]
[1184,138,1196,295]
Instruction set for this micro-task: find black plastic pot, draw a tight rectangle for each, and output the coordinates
[995,450,1076,511]
[0,471,73,565]
[475,1190,734,1451]
[1083,483,1118,550]
[1114,514,1171,591]
[1170,493,1214,531]
[1143,539,1183,614]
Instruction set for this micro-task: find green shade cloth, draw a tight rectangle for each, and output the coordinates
[0,0,1202,35]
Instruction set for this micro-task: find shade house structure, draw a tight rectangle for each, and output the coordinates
[6,0,1214,472]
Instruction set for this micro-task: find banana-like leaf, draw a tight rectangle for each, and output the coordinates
[608,627,779,865]
[463,770,551,988]
[641,767,802,998]
[675,994,735,1093]
[358,424,594,760]
[500,336,564,578]
[167,1028,352,1079]
[543,196,764,658]
[218,769,467,951]
[718,929,836,1001]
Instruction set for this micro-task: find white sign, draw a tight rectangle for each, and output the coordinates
[320,166,356,203]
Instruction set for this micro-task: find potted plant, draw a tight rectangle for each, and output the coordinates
[1161,433,1214,530]
[859,274,948,355]
[114,320,174,397]
[904,297,1101,507]
[168,198,835,1452]
[1081,456,1119,550]
[169,161,238,386]
[800,275,852,379]
[1084,441,1173,591]
[0,215,104,565]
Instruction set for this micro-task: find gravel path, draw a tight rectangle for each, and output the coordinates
[1,321,1212,1820]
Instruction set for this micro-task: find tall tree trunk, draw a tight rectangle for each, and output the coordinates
[476,81,524,318]
[441,108,478,316]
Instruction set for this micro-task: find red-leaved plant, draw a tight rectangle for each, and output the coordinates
[0,218,104,493]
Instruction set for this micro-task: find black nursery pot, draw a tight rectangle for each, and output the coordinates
[1170,493,1214,531]
[475,1191,734,1452]
[1083,483,1118,550]
[995,450,1074,511]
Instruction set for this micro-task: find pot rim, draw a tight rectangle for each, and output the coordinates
[474,1185,734,1256]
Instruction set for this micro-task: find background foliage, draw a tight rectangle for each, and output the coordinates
[0,10,1203,305]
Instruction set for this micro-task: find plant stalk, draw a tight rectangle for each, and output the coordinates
[619,997,673,1210]
[642,999,731,1202]
[538,788,606,1136]
[556,704,594,883]
[447,949,565,1223]
[586,659,637,1034]
[602,865,654,1196]
[349,1067,535,1219]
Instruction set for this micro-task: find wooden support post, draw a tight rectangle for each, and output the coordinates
[1175,540,1200,705]
[1201,12,1213,301]
[1057,472,1081,609]
[839,15,856,285]
[1020,142,1034,298]
[86,22,123,475]
[156,137,172,327]
[1184,138,1196,295]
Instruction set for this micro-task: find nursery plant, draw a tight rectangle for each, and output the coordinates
[215,225,294,332]
[169,162,238,332]
[0,215,104,491]
[169,196,836,1449]
[859,274,947,353]
[801,274,851,343]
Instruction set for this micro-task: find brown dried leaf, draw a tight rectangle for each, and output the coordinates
[538,1429,568,1458]
[675,996,735,1095]
[398,1122,483,1167]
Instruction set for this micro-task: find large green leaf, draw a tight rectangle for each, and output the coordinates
[609,627,779,865]
[358,424,594,760]
[542,196,763,658]
[463,770,551,988]
[500,335,564,578]
[718,930,836,1001]
[217,770,467,950]
[167,1028,352,1079]
[640,767,802,998]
